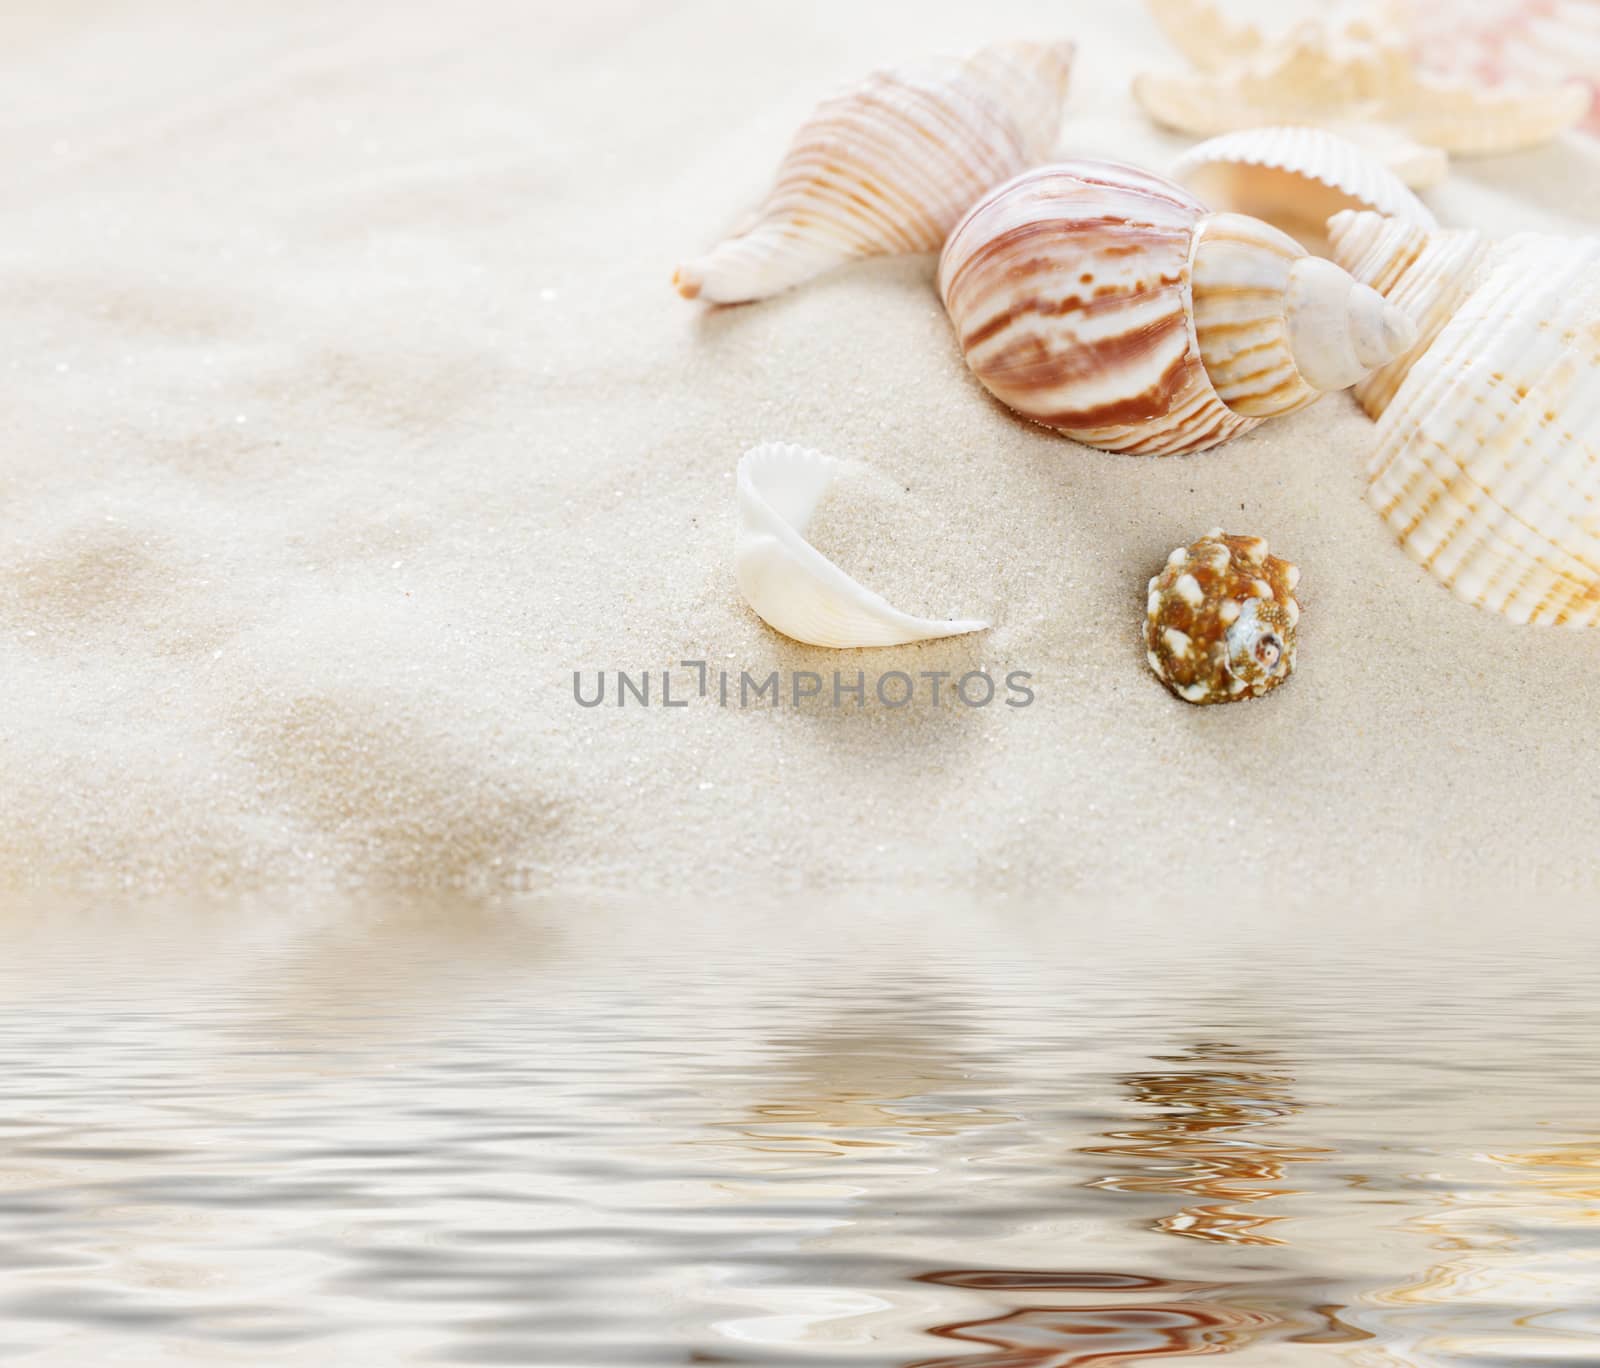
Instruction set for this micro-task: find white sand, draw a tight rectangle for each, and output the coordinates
[4,0,1599,895]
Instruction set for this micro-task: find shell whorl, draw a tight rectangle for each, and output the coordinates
[1326,209,1493,418]
[939,161,1415,453]
[938,162,1256,456]
[674,40,1074,304]
[1189,213,1417,419]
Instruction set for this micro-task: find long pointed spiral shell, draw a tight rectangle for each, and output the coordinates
[674,40,1074,304]
[937,161,1415,455]
[1330,213,1600,626]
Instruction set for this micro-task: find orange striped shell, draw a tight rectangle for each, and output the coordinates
[938,162,1255,456]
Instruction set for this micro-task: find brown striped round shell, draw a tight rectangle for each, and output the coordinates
[937,161,1415,456]
[1145,530,1301,705]
[674,41,1074,305]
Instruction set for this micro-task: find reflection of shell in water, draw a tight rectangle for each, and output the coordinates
[1172,126,1435,254]
[675,41,1074,303]
[1330,211,1600,625]
[913,1300,1282,1366]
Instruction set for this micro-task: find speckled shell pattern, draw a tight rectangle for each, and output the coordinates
[674,41,1074,304]
[1331,214,1600,627]
[937,162,1258,456]
[1145,532,1301,704]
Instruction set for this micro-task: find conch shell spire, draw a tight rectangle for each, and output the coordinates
[675,40,1074,304]
[1189,212,1416,419]
[1326,209,1493,418]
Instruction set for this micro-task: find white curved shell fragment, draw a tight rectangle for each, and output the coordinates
[1363,234,1600,626]
[1172,127,1436,254]
[735,444,990,648]
[675,40,1074,304]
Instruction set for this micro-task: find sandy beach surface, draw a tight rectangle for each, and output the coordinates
[5,0,1599,896]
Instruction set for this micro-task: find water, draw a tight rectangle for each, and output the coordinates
[0,894,1596,1366]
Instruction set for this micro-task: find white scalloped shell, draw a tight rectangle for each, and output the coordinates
[735,444,990,648]
[1347,230,1600,625]
[1173,127,1436,254]
[1331,122,1449,191]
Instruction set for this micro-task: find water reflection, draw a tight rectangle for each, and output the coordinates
[1357,1139,1600,1363]
[1084,1042,1329,1246]
[909,1271,1279,1365]
[0,894,1596,1366]
[708,1001,1016,1161]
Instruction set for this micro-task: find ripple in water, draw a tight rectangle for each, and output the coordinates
[0,894,1595,1365]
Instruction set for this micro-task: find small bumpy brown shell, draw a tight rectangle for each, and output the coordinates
[1144,530,1301,705]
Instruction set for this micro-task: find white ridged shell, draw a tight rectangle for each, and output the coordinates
[735,444,989,648]
[1336,224,1600,626]
[1190,212,1416,416]
[1329,122,1450,191]
[1173,127,1436,255]
[675,41,1074,304]
[1327,209,1493,419]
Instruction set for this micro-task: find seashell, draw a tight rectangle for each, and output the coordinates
[1172,127,1436,255]
[936,161,1416,456]
[674,40,1074,305]
[1145,529,1301,704]
[1145,0,1267,74]
[1328,121,1450,192]
[1401,0,1600,134]
[735,443,989,647]
[1325,210,1493,419]
[1329,210,1600,626]
[1135,2,1590,159]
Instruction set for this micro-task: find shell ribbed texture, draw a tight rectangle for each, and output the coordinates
[1173,126,1437,246]
[1327,209,1493,419]
[1189,212,1322,418]
[675,41,1073,303]
[1362,234,1600,625]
